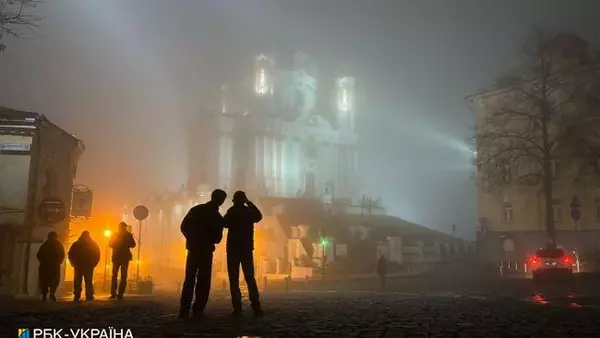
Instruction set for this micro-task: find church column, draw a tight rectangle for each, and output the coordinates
[263,133,271,195]
[272,134,279,196]
[352,147,359,197]
[254,135,263,193]
[293,137,302,195]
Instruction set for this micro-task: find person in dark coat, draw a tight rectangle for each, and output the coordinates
[179,189,227,319]
[109,222,136,300]
[68,230,100,301]
[224,191,263,317]
[377,254,387,290]
[37,231,65,301]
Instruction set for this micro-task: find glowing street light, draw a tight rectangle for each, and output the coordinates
[104,230,112,238]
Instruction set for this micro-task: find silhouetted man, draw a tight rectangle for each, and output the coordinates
[224,191,263,317]
[37,231,65,301]
[377,254,387,290]
[179,189,227,318]
[68,231,100,301]
[109,222,136,300]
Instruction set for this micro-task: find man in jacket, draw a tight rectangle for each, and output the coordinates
[68,230,100,301]
[179,189,227,318]
[37,231,65,301]
[109,222,136,300]
[224,191,263,317]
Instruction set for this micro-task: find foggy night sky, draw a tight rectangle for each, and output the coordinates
[1,0,599,239]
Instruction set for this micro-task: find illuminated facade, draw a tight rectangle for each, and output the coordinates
[133,53,369,284]
[188,52,360,200]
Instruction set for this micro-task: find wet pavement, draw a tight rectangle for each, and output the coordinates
[2,277,600,337]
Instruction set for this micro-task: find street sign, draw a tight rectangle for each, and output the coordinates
[571,208,581,222]
[38,198,67,224]
[133,205,149,221]
[570,196,581,208]
[71,189,93,217]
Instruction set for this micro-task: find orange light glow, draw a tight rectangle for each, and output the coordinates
[104,230,112,238]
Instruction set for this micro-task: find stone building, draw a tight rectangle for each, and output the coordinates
[466,36,600,268]
[0,108,84,295]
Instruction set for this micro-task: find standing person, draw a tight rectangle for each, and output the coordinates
[377,254,387,291]
[37,231,65,301]
[224,191,264,317]
[179,189,227,319]
[68,231,101,301]
[109,222,136,300]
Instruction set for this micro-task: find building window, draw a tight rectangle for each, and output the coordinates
[553,201,563,223]
[551,160,559,180]
[502,203,513,223]
[503,164,512,182]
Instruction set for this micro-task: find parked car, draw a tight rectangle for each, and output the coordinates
[528,246,574,280]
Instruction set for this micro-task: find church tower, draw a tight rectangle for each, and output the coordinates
[254,54,275,97]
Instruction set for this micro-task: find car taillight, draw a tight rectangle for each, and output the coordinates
[529,256,539,265]
[562,256,572,264]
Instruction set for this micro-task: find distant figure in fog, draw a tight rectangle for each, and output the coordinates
[109,222,136,300]
[37,231,65,301]
[377,254,387,290]
[224,191,264,317]
[68,231,100,301]
[179,189,227,319]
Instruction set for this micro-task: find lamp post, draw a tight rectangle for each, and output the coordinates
[103,230,112,291]
[570,196,581,273]
[320,237,328,280]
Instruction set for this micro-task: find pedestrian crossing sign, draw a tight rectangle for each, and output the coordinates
[18,329,30,338]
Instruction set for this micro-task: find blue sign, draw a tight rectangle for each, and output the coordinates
[0,143,30,151]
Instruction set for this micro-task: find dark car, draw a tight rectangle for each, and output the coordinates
[528,246,574,280]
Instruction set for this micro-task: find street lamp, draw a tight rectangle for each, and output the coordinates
[103,230,112,291]
[320,237,328,280]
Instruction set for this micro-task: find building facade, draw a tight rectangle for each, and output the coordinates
[468,88,600,267]
[0,109,84,295]
[187,52,359,200]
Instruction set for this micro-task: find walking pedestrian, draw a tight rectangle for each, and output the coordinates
[377,254,387,291]
[37,231,65,301]
[109,222,136,300]
[68,231,100,301]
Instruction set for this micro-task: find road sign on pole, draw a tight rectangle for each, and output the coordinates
[570,195,581,208]
[133,205,149,282]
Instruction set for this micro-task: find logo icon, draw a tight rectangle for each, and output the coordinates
[18,329,30,338]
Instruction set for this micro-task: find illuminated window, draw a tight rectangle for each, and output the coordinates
[255,69,268,95]
[336,77,354,113]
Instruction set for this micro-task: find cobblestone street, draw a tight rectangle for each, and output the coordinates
[3,279,600,338]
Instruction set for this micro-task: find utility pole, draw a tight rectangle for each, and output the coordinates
[570,196,581,272]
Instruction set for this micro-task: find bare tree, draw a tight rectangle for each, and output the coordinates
[0,0,42,52]
[474,31,600,244]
